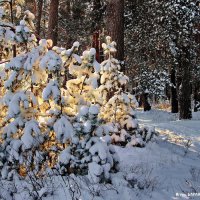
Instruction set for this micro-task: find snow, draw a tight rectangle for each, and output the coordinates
[88,162,103,183]
[3,117,24,137]
[42,80,60,103]
[79,105,89,116]
[4,71,18,89]
[19,20,26,26]
[0,7,4,18]
[5,55,25,71]
[9,140,22,161]
[93,60,100,73]
[7,92,29,118]
[83,121,92,133]
[59,147,71,165]
[0,10,199,197]
[89,104,99,115]
[40,50,62,71]
[21,120,42,150]
[89,48,96,55]
[53,115,74,143]
[16,26,22,33]
[136,109,200,146]
[24,48,39,70]
[122,116,138,130]
[73,41,80,47]
[39,39,48,47]
[24,10,35,20]
[73,53,82,64]
[0,109,199,199]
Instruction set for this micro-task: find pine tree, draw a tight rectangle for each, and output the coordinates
[98,36,157,147]
[58,104,118,183]
[54,44,118,183]
[0,4,37,146]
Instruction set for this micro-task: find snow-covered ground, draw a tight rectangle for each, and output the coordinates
[136,109,200,152]
[1,109,200,200]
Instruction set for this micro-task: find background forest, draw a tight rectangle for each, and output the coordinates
[1,0,200,119]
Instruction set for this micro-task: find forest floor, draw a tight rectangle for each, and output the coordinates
[136,108,200,153]
[1,109,200,200]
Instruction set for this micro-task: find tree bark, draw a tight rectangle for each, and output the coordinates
[140,92,151,111]
[106,0,125,72]
[193,84,200,112]
[35,0,43,37]
[47,0,59,46]
[170,68,178,113]
[177,47,192,119]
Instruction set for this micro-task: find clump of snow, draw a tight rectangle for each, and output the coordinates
[21,120,43,150]
[89,48,96,55]
[54,115,74,143]
[40,50,62,71]
[89,105,99,115]
[79,105,89,116]
[24,10,35,20]
[7,92,29,118]
[73,41,80,48]
[42,80,60,103]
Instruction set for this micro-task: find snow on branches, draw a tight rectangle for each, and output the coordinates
[0,26,157,183]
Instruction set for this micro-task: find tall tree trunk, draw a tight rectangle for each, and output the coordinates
[140,92,151,111]
[193,83,200,112]
[170,68,178,113]
[35,0,43,37]
[177,47,192,119]
[47,0,59,46]
[106,0,125,72]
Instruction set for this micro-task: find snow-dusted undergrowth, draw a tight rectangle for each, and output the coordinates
[0,109,199,200]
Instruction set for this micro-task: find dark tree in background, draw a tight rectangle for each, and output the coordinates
[170,68,179,113]
[47,0,59,45]
[163,0,200,119]
[106,0,125,72]
[90,0,105,32]
[35,0,43,37]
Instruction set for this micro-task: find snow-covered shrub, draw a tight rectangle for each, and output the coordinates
[0,27,156,184]
[0,5,37,134]
[65,46,101,115]
[0,39,51,179]
[98,36,158,147]
[58,104,118,183]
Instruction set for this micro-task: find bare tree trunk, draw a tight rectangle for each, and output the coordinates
[47,0,59,46]
[35,0,43,37]
[193,83,200,112]
[170,68,178,113]
[177,47,192,119]
[140,92,151,111]
[106,0,125,72]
